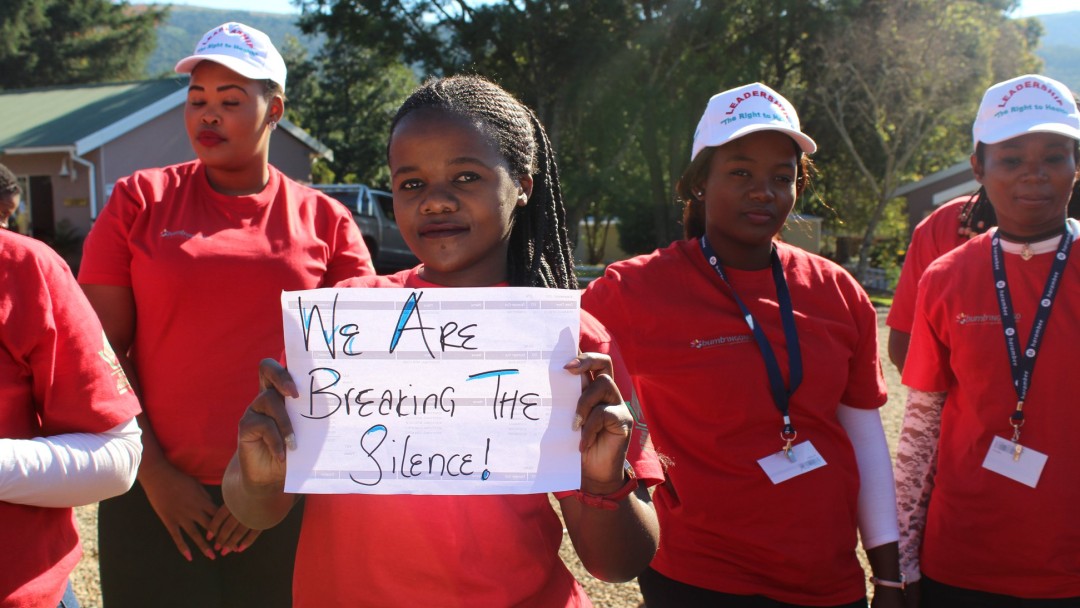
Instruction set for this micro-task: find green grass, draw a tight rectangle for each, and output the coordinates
[868,293,893,308]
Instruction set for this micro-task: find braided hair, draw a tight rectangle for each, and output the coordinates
[388,75,578,290]
[0,163,20,199]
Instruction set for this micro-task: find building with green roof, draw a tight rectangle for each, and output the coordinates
[0,78,330,265]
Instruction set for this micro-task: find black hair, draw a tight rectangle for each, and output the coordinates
[676,138,814,240]
[0,163,20,198]
[388,75,578,289]
[960,141,1080,236]
[260,79,286,103]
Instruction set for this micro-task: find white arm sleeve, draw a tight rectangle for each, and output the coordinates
[894,389,945,583]
[0,417,142,508]
[837,404,899,550]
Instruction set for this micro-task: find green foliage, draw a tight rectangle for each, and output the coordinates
[282,28,417,187]
[144,6,321,79]
[294,0,1043,265]
[0,0,166,90]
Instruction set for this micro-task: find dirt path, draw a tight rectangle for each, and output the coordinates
[72,308,905,607]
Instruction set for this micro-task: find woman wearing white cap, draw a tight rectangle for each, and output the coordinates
[896,74,1080,605]
[582,84,903,606]
[78,22,374,607]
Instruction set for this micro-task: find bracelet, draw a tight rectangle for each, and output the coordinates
[575,460,637,510]
[869,574,906,590]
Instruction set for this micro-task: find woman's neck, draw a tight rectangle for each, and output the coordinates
[996,222,1068,244]
[204,162,270,196]
[704,235,774,271]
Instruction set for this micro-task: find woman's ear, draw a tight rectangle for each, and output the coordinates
[517,175,534,207]
[970,153,985,184]
[268,96,285,127]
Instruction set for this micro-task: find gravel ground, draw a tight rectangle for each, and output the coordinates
[71,308,905,607]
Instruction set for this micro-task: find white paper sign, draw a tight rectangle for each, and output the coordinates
[280,287,582,495]
[982,435,1047,488]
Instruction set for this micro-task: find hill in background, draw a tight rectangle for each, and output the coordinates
[146,6,1080,92]
[144,5,319,78]
[1035,11,1080,93]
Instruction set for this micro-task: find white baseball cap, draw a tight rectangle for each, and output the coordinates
[691,82,817,161]
[175,22,287,92]
[972,74,1080,150]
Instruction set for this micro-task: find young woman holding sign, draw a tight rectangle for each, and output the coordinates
[78,22,373,607]
[896,74,1080,605]
[581,83,903,607]
[223,74,661,607]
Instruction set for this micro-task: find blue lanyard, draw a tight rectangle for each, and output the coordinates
[990,221,1074,441]
[699,237,803,457]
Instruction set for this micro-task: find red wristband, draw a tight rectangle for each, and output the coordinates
[575,460,637,510]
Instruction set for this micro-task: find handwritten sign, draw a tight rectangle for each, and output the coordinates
[280,287,582,495]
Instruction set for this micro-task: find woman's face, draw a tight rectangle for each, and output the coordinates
[701,130,800,257]
[183,61,280,173]
[388,108,532,287]
[973,132,1079,237]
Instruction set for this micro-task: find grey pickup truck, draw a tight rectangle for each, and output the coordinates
[313,184,417,273]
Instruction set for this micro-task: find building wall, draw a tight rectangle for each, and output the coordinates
[3,106,321,243]
[903,167,978,236]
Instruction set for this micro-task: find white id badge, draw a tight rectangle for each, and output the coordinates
[757,440,827,485]
[981,436,1047,488]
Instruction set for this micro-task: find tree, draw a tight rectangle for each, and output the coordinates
[0,0,166,90]
[805,0,1041,279]
[281,33,417,186]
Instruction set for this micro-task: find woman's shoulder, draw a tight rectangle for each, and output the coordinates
[272,170,355,218]
[0,229,65,272]
[599,239,698,283]
[776,242,854,282]
[118,160,200,187]
[109,161,202,206]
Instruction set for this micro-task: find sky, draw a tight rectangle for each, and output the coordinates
[130,0,1080,18]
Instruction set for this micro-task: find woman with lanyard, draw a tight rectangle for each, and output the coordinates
[896,74,1080,605]
[582,83,902,607]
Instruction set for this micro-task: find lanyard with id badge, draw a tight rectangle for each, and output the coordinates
[981,222,1074,488]
[699,236,826,485]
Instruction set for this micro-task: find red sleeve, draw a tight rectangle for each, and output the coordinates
[18,242,140,434]
[577,310,663,487]
[902,263,954,392]
[840,280,889,409]
[77,176,144,286]
[888,199,967,333]
[317,191,375,285]
[580,271,635,368]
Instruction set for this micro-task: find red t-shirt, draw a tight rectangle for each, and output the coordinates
[79,161,373,483]
[0,230,140,608]
[887,196,973,333]
[904,231,1080,596]
[291,267,662,607]
[582,239,887,606]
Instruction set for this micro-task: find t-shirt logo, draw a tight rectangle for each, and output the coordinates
[98,330,133,395]
[955,312,1020,326]
[689,334,752,349]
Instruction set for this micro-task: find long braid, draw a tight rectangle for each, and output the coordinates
[389,75,578,289]
[957,187,992,238]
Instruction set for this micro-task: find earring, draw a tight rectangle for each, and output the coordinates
[269,121,278,131]
[694,189,704,198]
